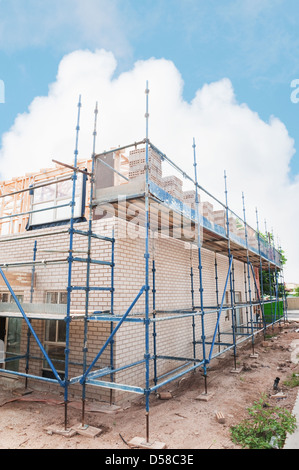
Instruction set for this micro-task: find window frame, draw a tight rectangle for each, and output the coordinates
[43,291,67,378]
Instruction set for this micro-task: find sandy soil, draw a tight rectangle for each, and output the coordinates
[0,321,298,450]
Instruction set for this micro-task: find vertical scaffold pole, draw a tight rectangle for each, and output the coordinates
[265,220,274,329]
[242,193,255,355]
[110,228,115,405]
[25,240,37,388]
[214,254,221,353]
[243,262,249,326]
[82,102,98,426]
[152,237,158,387]
[278,241,288,322]
[144,81,151,443]
[65,95,82,430]
[256,209,266,338]
[272,229,279,325]
[190,245,196,364]
[224,172,237,369]
[193,138,207,393]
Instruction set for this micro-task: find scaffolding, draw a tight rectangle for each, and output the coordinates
[0,87,287,443]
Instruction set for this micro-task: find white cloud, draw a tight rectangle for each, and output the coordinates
[0,49,297,282]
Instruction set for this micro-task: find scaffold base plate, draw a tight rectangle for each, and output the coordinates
[230,367,243,374]
[195,392,214,401]
[71,423,103,438]
[45,424,77,438]
[128,436,167,449]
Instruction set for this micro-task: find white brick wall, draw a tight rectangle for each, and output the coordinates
[0,216,257,404]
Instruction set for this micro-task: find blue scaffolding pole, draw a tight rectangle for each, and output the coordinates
[144,81,151,442]
[190,245,197,365]
[24,240,37,388]
[242,193,256,355]
[256,208,266,338]
[152,248,158,387]
[192,138,208,393]
[272,229,280,326]
[64,95,82,429]
[265,219,274,329]
[224,172,238,369]
[81,102,98,426]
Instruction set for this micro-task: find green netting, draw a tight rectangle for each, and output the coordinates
[263,301,284,323]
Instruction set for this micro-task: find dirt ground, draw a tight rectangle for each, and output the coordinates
[0,321,299,450]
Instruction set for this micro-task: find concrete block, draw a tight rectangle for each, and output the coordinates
[128,436,167,449]
[158,392,172,400]
[45,424,77,438]
[271,392,287,399]
[230,367,243,374]
[195,392,214,402]
[71,423,103,438]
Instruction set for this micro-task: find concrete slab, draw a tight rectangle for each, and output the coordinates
[0,377,24,391]
[71,423,103,438]
[230,367,243,374]
[45,424,77,438]
[195,392,214,402]
[128,436,166,449]
[270,392,287,399]
[86,403,122,414]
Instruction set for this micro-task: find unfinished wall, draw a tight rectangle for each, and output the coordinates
[0,216,257,405]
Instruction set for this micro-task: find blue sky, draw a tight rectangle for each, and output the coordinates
[0,0,299,281]
[0,0,299,175]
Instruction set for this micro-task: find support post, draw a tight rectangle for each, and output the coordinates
[265,220,274,329]
[191,245,196,364]
[193,138,208,394]
[65,95,82,430]
[214,254,221,353]
[224,172,237,369]
[256,209,266,338]
[110,230,115,406]
[144,81,151,443]
[152,246,158,387]
[82,102,98,426]
[25,240,37,388]
[242,193,255,355]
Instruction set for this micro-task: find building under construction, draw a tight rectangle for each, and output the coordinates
[0,90,286,443]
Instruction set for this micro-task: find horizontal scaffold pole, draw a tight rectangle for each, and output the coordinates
[96,140,145,157]
[0,228,70,244]
[72,228,114,243]
[0,367,61,384]
[85,379,145,395]
[71,359,146,385]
